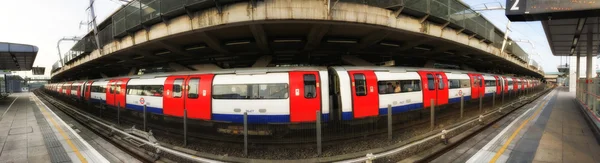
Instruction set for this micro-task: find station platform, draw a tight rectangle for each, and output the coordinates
[433,87,600,163]
[0,93,138,163]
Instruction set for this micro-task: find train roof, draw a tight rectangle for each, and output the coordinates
[90,66,329,82]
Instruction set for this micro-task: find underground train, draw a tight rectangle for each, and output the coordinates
[44,66,540,133]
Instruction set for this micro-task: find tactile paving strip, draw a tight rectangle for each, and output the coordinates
[32,103,71,163]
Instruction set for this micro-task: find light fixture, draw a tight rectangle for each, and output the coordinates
[443,51,455,55]
[225,41,251,46]
[570,47,575,54]
[273,39,302,43]
[185,45,206,51]
[379,42,400,47]
[327,39,357,44]
[414,46,431,51]
[576,18,586,31]
[133,56,145,60]
[155,51,171,55]
[573,37,579,45]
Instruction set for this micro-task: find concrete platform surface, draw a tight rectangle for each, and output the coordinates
[433,87,600,163]
[0,93,138,163]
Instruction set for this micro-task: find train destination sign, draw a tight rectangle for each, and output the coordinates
[506,0,600,21]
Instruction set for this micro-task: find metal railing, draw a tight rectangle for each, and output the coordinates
[55,0,533,72]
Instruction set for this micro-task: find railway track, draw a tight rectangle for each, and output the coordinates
[40,89,527,146]
[34,87,547,161]
[34,90,224,163]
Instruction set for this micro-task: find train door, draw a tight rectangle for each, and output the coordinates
[493,76,501,95]
[84,81,93,101]
[66,82,73,96]
[164,76,187,117]
[502,77,508,94]
[183,74,214,120]
[115,79,128,108]
[76,82,82,98]
[418,71,449,108]
[468,74,482,99]
[347,70,378,119]
[106,80,116,106]
[289,72,322,122]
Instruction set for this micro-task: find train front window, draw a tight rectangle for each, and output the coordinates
[304,74,317,99]
[173,78,184,98]
[188,78,200,99]
[354,74,367,96]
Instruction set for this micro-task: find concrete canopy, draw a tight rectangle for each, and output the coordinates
[0,42,39,71]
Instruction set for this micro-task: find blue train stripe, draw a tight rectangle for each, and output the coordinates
[378,103,423,115]
[449,96,472,103]
[212,113,331,124]
[89,98,105,104]
[125,104,163,114]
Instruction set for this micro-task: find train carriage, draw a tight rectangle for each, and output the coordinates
[43,66,542,136]
[482,75,497,97]
[446,72,471,103]
[374,69,423,115]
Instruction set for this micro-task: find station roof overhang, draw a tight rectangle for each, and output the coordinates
[0,42,39,71]
[542,18,600,56]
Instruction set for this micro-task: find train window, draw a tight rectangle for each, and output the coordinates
[485,80,496,86]
[188,78,200,99]
[173,78,184,98]
[427,74,435,90]
[460,79,470,88]
[448,79,460,89]
[437,74,444,90]
[145,85,163,97]
[213,84,289,99]
[508,81,513,85]
[304,74,317,98]
[354,74,367,96]
[116,81,122,94]
[479,76,484,87]
[110,83,115,94]
[378,80,421,94]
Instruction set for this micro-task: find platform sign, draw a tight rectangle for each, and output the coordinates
[506,0,600,21]
[0,70,10,75]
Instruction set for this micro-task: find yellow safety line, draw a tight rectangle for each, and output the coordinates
[35,98,88,163]
[489,99,550,163]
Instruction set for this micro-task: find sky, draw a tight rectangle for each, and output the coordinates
[0,0,562,78]
[0,0,122,77]
[462,0,562,72]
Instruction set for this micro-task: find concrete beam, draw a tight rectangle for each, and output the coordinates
[424,60,435,68]
[252,55,272,67]
[157,41,195,57]
[249,24,270,53]
[304,24,331,51]
[128,67,138,76]
[420,46,454,56]
[394,39,432,52]
[189,64,221,71]
[195,32,230,54]
[352,30,390,51]
[168,62,194,71]
[341,55,375,66]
